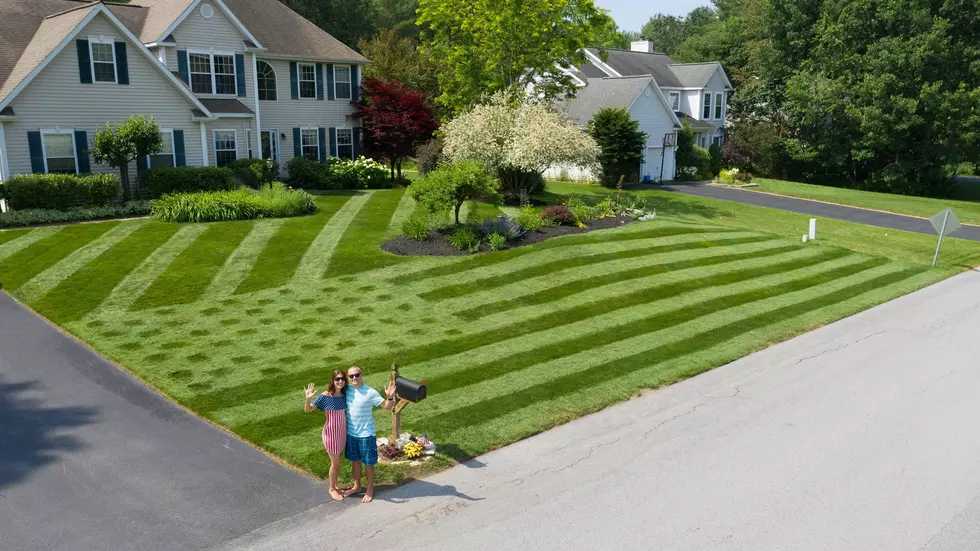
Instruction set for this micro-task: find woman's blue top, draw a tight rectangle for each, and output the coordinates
[313,394,347,411]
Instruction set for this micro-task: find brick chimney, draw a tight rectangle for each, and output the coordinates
[630,40,655,53]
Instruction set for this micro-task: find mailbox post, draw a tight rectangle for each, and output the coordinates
[389,363,427,443]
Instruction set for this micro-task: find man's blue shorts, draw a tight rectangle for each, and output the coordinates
[345,434,378,466]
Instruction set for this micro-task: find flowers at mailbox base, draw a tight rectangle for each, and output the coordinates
[402,441,424,459]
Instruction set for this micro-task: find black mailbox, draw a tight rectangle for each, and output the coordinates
[395,376,426,403]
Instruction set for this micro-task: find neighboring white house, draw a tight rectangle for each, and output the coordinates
[0,0,366,189]
[550,75,681,182]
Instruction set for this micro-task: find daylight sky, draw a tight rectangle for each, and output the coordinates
[595,0,711,32]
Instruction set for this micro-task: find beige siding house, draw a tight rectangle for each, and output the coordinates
[0,0,367,188]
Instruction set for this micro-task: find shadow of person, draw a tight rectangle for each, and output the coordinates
[435,442,486,469]
[0,377,98,489]
[378,478,483,504]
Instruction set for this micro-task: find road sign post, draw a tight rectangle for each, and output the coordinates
[929,208,961,267]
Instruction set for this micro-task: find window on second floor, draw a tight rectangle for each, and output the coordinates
[90,41,117,83]
[298,63,317,99]
[702,93,712,119]
[189,52,236,95]
[213,54,236,95]
[334,65,351,100]
[668,92,680,111]
[715,92,723,120]
[257,60,277,101]
[189,53,212,94]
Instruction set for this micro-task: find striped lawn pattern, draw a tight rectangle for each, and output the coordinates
[0,189,946,478]
[0,228,32,246]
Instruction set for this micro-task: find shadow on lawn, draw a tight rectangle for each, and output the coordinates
[0,377,97,489]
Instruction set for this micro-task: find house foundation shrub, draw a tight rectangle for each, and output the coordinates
[588,107,646,187]
[287,156,391,189]
[4,173,120,210]
[150,183,316,223]
[0,201,149,228]
[139,166,236,198]
[229,159,280,188]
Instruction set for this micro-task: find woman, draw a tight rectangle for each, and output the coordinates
[304,370,348,501]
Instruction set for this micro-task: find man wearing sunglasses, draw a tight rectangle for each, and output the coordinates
[342,365,396,503]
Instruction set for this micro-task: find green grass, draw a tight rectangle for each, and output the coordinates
[0,178,974,486]
[748,178,980,226]
[0,228,32,246]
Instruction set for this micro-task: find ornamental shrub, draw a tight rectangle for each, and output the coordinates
[487,232,506,251]
[150,183,316,223]
[229,159,280,188]
[401,211,435,241]
[0,201,149,228]
[516,205,543,231]
[285,156,332,188]
[415,138,444,176]
[478,215,525,240]
[541,204,576,226]
[588,107,647,187]
[446,225,480,252]
[4,173,120,210]
[408,160,500,225]
[287,156,390,189]
[138,166,236,199]
[708,143,723,176]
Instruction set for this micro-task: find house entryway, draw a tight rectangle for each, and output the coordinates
[261,130,279,163]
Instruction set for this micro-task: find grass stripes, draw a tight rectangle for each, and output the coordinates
[326,188,408,277]
[132,221,252,310]
[416,267,922,433]
[16,222,145,304]
[0,223,117,291]
[397,225,740,284]
[455,242,801,320]
[236,193,353,294]
[206,219,284,297]
[292,191,372,283]
[34,223,181,323]
[420,234,776,301]
[0,229,32,246]
[188,247,851,414]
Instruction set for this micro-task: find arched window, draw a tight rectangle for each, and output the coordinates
[257,60,277,101]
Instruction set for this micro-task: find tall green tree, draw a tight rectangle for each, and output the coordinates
[587,108,647,186]
[358,29,439,103]
[417,0,612,113]
[280,0,377,48]
[639,14,687,55]
[593,12,641,49]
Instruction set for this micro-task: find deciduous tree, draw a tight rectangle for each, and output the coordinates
[92,114,162,201]
[357,30,439,103]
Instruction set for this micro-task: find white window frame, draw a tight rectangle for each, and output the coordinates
[188,50,238,96]
[88,36,118,84]
[335,127,353,160]
[147,129,176,168]
[40,129,79,174]
[246,129,253,159]
[300,127,319,160]
[334,64,351,100]
[256,60,277,101]
[213,129,238,167]
[668,91,680,111]
[297,62,317,99]
[714,92,724,120]
[702,92,712,120]
[261,129,280,164]
[156,47,167,66]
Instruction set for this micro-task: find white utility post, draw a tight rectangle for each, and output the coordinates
[929,208,961,267]
[809,218,817,240]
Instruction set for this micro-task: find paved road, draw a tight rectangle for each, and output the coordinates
[209,271,980,551]
[656,182,980,242]
[0,293,335,551]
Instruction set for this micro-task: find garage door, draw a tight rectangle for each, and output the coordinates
[645,147,676,182]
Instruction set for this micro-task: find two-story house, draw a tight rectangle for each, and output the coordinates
[0,0,366,191]
[549,40,732,181]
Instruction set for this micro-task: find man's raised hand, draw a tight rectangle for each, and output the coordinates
[385,380,396,400]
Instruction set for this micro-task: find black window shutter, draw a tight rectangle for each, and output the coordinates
[317,127,326,161]
[352,127,361,158]
[235,54,246,97]
[326,64,335,100]
[136,155,148,172]
[114,42,129,84]
[292,127,301,158]
[28,132,45,173]
[289,62,299,99]
[315,64,324,100]
[177,50,189,84]
[352,65,359,100]
[77,40,92,84]
[74,131,91,173]
[328,127,337,157]
[173,130,186,166]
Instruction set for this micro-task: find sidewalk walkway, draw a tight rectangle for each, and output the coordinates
[656,182,980,242]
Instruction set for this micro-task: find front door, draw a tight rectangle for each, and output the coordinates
[261,130,278,163]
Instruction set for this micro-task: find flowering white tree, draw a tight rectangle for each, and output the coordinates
[443,94,599,203]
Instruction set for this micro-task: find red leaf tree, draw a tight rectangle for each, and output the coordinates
[350,78,440,179]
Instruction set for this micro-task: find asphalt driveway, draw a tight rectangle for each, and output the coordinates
[0,293,336,551]
[657,182,980,242]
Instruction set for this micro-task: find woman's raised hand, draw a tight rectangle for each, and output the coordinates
[305,383,316,400]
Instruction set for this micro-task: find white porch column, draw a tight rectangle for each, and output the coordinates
[0,122,9,182]
[199,122,210,166]
[251,53,263,160]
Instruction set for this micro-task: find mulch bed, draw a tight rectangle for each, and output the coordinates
[381,215,634,256]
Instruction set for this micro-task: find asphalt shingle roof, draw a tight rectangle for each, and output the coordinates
[583,48,728,89]
[556,76,651,126]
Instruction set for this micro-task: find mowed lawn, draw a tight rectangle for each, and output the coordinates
[0,184,977,485]
[748,178,980,226]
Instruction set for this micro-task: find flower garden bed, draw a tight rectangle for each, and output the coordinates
[382,214,634,256]
[377,433,437,465]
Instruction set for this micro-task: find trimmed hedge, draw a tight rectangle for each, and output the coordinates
[138,166,237,198]
[150,183,317,223]
[0,201,149,228]
[229,158,280,188]
[286,156,391,190]
[3,173,119,210]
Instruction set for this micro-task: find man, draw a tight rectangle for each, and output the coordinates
[343,365,396,503]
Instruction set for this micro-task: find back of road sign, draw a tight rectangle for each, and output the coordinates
[930,208,961,236]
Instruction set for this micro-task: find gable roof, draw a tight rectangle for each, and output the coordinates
[223,0,367,62]
[134,0,194,43]
[0,2,212,117]
[557,76,681,128]
[582,47,732,90]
